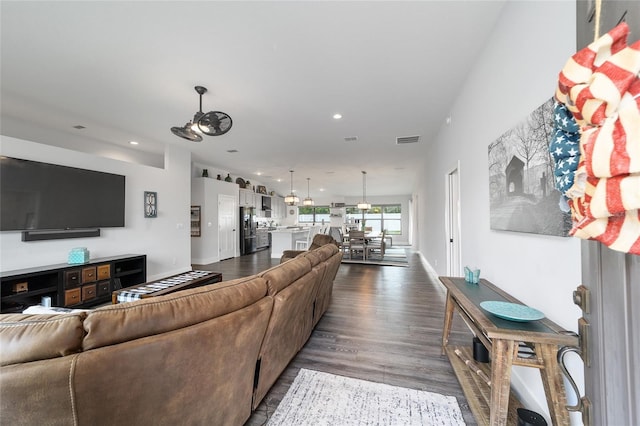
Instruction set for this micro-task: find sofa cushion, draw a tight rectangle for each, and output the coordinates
[316,243,339,261]
[0,313,86,366]
[83,275,267,350]
[260,256,311,295]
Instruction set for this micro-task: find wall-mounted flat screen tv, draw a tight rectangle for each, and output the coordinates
[1,156,126,231]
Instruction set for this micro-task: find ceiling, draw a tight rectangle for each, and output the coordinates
[0,1,505,199]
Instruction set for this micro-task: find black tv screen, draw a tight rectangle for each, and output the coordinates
[1,157,126,231]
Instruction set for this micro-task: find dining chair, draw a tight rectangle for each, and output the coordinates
[295,227,312,250]
[366,230,386,260]
[347,230,367,260]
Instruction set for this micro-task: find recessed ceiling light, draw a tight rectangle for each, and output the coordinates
[256,172,262,176]
[129,141,139,145]
[333,113,342,120]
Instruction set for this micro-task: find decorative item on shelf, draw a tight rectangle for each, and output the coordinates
[245,180,251,188]
[236,177,246,188]
[68,247,90,264]
[144,191,157,218]
[225,174,232,182]
[201,169,208,177]
[464,266,480,284]
[216,174,222,180]
[303,177,314,206]
[284,170,299,206]
[270,191,275,196]
[257,185,267,195]
[480,300,545,322]
[12,282,28,293]
[357,171,371,210]
[170,85,232,142]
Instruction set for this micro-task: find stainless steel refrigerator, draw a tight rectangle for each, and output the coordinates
[239,207,257,255]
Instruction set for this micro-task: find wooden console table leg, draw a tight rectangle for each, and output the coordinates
[441,291,454,355]
[490,338,515,426]
[538,343,571,426]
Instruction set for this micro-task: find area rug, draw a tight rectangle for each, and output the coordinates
[341,247,409,267]
[267,369,466,426]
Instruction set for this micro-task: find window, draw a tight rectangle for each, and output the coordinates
[298,206,330,224]
[345,204,402,235]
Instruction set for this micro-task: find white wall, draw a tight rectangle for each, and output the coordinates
[0,136,192,281]
[191,177,239,264]
[417,1,584,424]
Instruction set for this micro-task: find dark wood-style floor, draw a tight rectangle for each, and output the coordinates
[195,247,476,425]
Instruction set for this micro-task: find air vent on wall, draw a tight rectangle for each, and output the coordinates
[344,136,358,142]
[396,135,421,145]
[333,202,345,207]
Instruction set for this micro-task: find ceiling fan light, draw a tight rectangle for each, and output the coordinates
[357,202,371,210]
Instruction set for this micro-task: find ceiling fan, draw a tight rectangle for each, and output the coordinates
[170,86,233,142]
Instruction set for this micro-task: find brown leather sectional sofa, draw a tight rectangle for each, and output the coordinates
[0,242,342,426]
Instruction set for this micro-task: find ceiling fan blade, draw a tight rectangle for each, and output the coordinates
[171,124,203,142]
[199,111,232,136]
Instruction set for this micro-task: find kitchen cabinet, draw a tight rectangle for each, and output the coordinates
[272,196,286,220]
[239,188,256,207]
[256,228,270,249]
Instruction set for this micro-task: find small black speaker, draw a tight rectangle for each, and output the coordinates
[473,336,490,363]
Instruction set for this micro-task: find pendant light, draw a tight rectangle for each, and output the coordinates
[284,170,300,206]
[303,177,315,206]
[357,171,371,210]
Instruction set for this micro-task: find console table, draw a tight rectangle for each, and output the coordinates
[1,255,146,313]
[439,276,578,426]
[112,270,222,304]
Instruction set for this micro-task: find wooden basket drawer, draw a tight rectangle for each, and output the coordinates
[96,280,110,297]
[82,266,97,283]
[64,270,81,289]
[64,288,81,306]
[97,264,111,280]
[82,284,97,301]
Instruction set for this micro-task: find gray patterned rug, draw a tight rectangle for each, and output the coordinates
[341,247,409,267]
[267,369,466,425]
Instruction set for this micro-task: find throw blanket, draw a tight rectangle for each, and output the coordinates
[552,22,640,255]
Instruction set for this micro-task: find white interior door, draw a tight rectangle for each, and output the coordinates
[218,194,236,260]
[446,165,462,276]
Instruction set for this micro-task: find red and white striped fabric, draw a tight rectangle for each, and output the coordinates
[556,22,629,125]
[555,22,640,255]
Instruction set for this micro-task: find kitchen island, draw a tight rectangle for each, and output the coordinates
[269,228,309,258]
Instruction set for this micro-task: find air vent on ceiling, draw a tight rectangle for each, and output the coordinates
[72,125,86,130]
[396,135,421,145]
[333,202,345,207]
[344,136,358,142]
[227,149,238,153]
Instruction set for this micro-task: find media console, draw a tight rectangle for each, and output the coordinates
[0,254,146,313]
